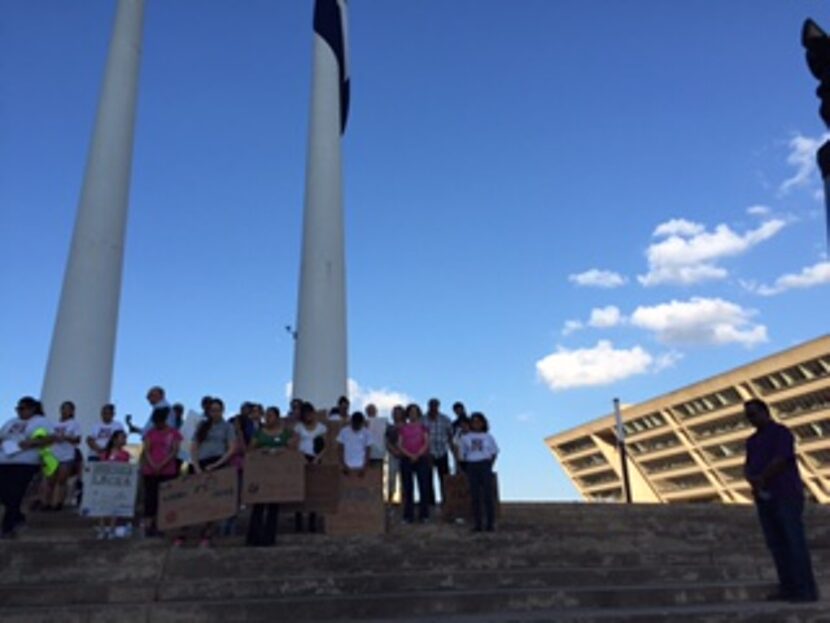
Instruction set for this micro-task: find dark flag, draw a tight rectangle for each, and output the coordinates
[314,0,350,133]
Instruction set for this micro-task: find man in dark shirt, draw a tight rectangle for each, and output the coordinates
[744,398,818,602]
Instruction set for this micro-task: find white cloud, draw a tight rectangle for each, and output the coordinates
[348,379,412,415]
[750,261,830,296]
[630,297,768,347]
[653,218,705,238]
[536,340,655,390]
[568,269,628,289]
[654,350,684,372]
[746,205,771,217]
[638,218,786,286]
[561,319,583,336]
[588,305,624,328]
[780,132,830,195]
[515,412,535,424]
[285,379,412,416]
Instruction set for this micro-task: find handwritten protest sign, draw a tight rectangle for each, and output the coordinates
[325,466,385,536]
[320,420,343,466]
[242,449,305,504]
[441,472,500,522]
[80,461,139,518]
[157,467,238,530]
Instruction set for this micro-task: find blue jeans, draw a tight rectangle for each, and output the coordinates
[755,496,818,599]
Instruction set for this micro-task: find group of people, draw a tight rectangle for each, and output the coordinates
[0,387,500,544]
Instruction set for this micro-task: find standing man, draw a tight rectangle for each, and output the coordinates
[744,398,818,603]
[127,386,175,434]
[424,398,453,506]
[364,403,387,467]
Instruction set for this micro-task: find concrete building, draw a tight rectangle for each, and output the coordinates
[545,334,830,504]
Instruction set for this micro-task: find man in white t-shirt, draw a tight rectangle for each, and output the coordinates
[85,403,125,460]
[0,396,54,537]
[364,403,388,464]
[337,412,372,475]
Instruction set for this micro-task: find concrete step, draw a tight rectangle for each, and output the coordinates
[0,563,808,607]
[0,580,825,622]
[338,601,829,623]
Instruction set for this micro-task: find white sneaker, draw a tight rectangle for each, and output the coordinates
[114,526,127,539]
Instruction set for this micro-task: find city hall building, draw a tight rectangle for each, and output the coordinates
[545,335,830,504]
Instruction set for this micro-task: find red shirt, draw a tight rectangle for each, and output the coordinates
[104,449,130,463]
[142,427,183,476]
[399,423,428,456]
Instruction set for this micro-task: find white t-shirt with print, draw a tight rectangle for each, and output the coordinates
[295,422,327,457]
[460,432,499,462]
[87,420,126,453]
[52,419,82,462]
[0,416,54,465]
[336,426,372,469]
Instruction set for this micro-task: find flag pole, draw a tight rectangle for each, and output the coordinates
[41,0,145,432]
[819,142,830,249]
[292,0,351,408]
[613,398,633,504]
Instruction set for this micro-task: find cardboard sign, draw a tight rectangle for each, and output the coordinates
[242,449,305,504]
[320,420,344,466]
[442,472,501,522]
[325,466,385,536]
[300,463,341,513]
[80,461,139,518]
[157,467,238,530]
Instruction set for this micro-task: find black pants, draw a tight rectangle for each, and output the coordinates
[247,503,279,546]
[426,454,450,505]
[756,496,818,600]
[466,460,495,530]
[0,464,38,535]
[400,456,430,522]
[143,474,176,520]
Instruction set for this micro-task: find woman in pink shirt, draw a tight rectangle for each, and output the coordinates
[141,408,182,537]
[398,404,431,523]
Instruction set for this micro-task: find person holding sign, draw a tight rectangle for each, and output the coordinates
[399,404,431,524]
[180,398,237,548]
[141,408,182,537]
[460,412,499,533]
[98,430,132,539]
[294,401,326,533]
[246,408,297,547]
[337,412,372,476]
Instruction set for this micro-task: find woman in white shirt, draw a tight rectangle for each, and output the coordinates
[293,402,327,533]
[43,401,81,510]
[460,412,499,533]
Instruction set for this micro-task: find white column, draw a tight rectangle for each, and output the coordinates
[41,0,145,432]
[292,33,348,409]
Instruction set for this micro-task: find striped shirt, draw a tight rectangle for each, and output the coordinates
[425,413,453,458]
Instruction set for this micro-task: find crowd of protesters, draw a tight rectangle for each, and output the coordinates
[0,388,500,544]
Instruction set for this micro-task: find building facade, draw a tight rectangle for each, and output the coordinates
[545,335,830,504]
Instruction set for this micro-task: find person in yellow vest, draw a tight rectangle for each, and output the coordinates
[0,397,54,538]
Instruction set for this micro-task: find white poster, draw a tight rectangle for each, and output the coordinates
[80,461,139,518]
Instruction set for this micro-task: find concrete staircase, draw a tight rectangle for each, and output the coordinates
[0,503,827,622]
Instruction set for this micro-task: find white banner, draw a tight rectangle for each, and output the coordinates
[80,461,139,518]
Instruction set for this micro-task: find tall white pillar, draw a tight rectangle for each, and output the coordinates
[292,0,350,409]
[41,0,145,432]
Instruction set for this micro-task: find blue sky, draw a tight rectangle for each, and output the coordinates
[1,1,829,500]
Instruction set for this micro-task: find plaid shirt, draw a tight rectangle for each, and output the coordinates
[425,413,453,457]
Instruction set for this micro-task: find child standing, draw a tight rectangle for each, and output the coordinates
[141,408,182,537]
[460,412,499,532]
[98,430,131,539]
